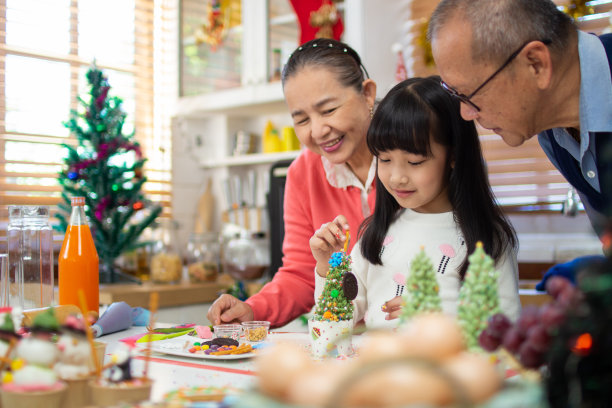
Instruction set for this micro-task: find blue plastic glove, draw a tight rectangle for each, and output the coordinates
[535,255,607,292]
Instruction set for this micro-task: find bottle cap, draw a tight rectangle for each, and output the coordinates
[71,196,85,206]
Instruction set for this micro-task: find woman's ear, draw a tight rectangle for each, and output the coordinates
[362,78,377,106]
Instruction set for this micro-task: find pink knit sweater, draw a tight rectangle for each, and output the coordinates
[246,149,377,328]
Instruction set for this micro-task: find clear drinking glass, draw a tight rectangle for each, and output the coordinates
[7,205,54,309]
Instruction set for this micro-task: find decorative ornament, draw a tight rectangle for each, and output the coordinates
[309,1,339,40]
[194,0,240,51]
[392,43,408,83]
[289,0,343,44]
[67,171,78,180]
[133,201,144,211]
[417,17,434,68]
[562,0,595,20]
[134,167,143,179]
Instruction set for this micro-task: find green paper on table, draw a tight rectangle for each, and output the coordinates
[136,327,195,343]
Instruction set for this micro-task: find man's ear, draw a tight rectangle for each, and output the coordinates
[523,40,553,90]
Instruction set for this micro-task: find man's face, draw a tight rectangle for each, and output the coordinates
[431,18,541,147]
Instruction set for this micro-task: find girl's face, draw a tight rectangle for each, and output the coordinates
[283,66,375,165]
[377,138,452,214]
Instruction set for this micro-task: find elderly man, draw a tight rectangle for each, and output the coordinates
[428,0,612,236]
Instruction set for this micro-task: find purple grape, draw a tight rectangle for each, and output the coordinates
[526,324,551,353]
[518,342,545,369]
[487,313,512,339]
[502,326,525,354]
[539,303,566,331]
[557,285,579,308]
[517,305,540,336]
[545,276,572,299]
[479,328,502,352]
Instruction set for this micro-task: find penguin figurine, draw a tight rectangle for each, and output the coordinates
[108,343,133,383]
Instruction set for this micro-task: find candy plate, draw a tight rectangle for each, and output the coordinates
[141,334,255,360]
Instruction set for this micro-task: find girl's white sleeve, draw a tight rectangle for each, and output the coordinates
[350,241,369,325]
[496,246,521,322]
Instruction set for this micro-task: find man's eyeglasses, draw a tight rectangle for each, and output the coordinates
[440,39,552,112]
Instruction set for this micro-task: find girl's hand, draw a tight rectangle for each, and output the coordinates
[309,215,350,277]
[382,296,404,320]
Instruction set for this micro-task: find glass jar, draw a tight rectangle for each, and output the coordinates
[150,218,183,284]
[223,231,270,281]
[185,232,220,283]
[6,205,54,309]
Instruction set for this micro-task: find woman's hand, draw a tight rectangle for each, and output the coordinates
[206,294,254,326]
[382,296,404,320]
[309,215,350,277]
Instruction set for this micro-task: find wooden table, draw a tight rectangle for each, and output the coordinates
[98,281,227,308]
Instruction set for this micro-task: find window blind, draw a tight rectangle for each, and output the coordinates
[0,0,177,247]
[403,0,612,213]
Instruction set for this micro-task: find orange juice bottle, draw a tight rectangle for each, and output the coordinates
[59,196,99,314]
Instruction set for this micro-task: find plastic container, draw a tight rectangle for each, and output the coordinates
[150,218,182,283]
[185,232,220,283]
[242,321,270,342]
[5,205,54,309]
[223,231,270,281]
[59,197,99,314]
[213,324,242,341]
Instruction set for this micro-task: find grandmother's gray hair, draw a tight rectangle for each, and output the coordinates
[428,0,575,64]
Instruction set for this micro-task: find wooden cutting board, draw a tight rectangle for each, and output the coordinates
[194,178,214,234]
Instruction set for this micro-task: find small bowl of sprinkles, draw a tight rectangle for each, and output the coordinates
[242,321,270,342]
[213,324,242,341]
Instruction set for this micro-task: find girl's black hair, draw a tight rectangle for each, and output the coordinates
[281,38,369,92]
[359,76,516,279]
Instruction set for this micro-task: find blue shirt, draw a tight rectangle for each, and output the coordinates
[538,30,612,195]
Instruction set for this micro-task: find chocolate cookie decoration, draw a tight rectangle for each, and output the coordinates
[342,272,358,300]
[203,337,240,347]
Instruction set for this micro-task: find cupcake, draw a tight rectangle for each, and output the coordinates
[1,307,66,408]
[89,342,152,406]
[55,315,94,408]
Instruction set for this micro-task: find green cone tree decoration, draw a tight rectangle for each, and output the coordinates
[401,247,442,322]
[313,251,355,322]
[457,241,501,350]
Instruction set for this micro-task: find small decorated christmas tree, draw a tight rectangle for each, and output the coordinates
[457,242,501,350]
[57,64,161,283]
[310,248,358,358]
[401,247,442,321]
[313,251,355,322]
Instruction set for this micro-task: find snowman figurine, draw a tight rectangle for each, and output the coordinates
[54,315,91,380]
[11,307,60,387]
[107,342,133,383]
[0,307,20,376]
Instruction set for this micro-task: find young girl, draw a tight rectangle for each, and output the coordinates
[310,76,521,330]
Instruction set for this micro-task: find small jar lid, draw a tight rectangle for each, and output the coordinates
[71,196,85,206]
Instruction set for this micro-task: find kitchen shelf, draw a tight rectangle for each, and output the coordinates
[175,82,287,118]
[200,150,300,168]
